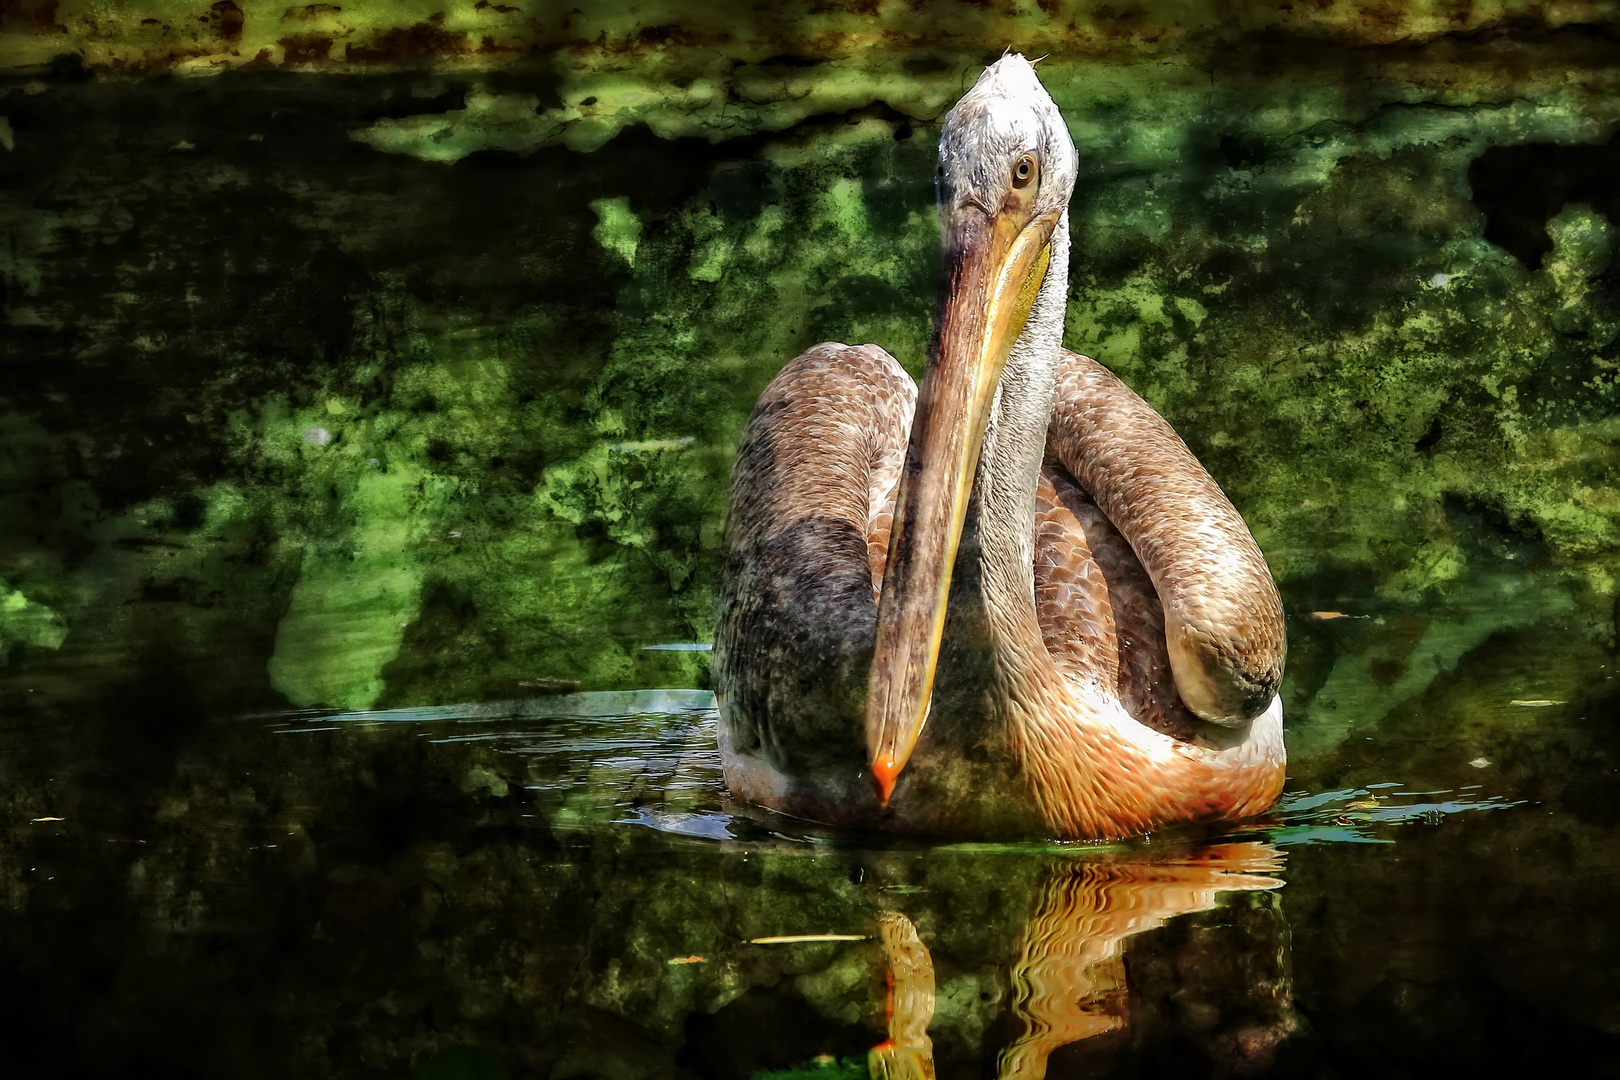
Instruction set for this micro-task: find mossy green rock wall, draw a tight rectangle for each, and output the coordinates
[2,3,1619,774]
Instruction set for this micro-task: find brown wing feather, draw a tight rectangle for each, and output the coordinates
[1046,350,1285,722]
[1035,467,1205,741]
[866,448,903,594]
[1032,470,1119,690]
[714,343,915,782]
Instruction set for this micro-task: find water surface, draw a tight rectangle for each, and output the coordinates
[3,652,1615,1078]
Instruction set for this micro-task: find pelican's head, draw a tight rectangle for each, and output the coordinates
[935,56,1079,276]
[867,56,1077,804]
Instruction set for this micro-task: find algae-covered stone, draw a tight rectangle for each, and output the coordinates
[0,580,66,656]
[0,6,1618,779]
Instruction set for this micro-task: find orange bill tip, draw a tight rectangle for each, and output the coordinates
[873,757,901,805]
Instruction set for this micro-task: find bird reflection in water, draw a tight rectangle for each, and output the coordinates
[871,842,1289,1079]
[871,912,937,1079]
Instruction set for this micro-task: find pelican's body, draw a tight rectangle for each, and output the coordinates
[714,57,1286,839]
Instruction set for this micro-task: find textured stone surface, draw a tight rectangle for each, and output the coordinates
[1,8,1619,770]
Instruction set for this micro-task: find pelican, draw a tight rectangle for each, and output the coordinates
[713,56,1286,839]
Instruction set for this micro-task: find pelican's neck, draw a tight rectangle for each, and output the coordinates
[968,211,1071,678]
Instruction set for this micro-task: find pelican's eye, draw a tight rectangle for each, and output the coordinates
[1012,153,1037,188]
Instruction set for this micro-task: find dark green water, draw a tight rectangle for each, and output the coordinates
[2,47,1620,1080]
[2,671,1616,1078]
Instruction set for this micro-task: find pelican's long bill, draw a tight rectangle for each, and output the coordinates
[866,196,1061,805]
